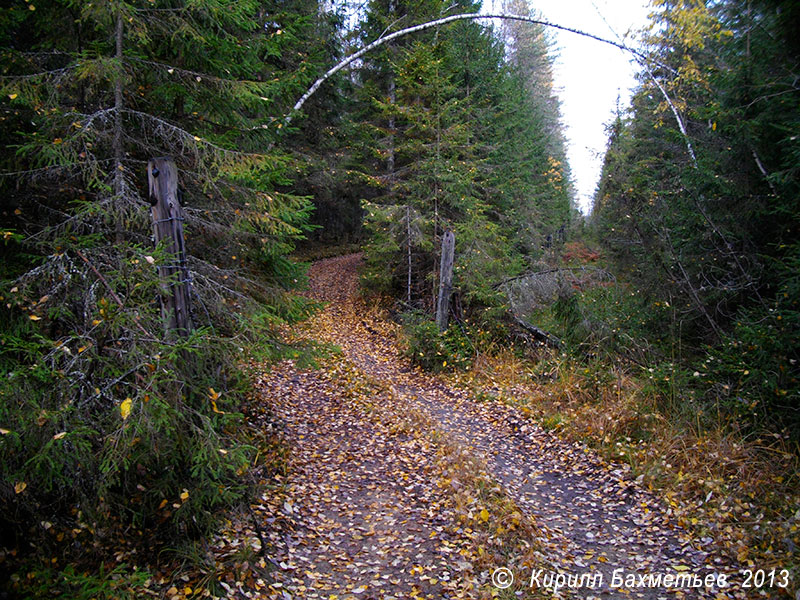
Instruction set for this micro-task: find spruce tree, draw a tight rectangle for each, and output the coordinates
[0,0,333,553]
[592,0,800,431]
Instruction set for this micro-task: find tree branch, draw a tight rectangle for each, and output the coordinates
[284,12,654,126]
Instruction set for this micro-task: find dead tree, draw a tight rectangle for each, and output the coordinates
[147,157,192,336]
[436,230,455,332]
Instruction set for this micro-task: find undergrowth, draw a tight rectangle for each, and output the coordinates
[0,240,317,598]
[453,347,800,592]
[399,310,474,372]
[403,241,800,593]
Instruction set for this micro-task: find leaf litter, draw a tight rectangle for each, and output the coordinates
[211,253,761,599]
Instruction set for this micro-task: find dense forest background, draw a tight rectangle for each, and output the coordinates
[0,0,798,596]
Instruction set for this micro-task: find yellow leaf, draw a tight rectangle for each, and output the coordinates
[479,508,489,522]
[673,565,690,571]
[0,428,10,435]
[53,138,62,145]
[211,400,225,414]
[120,398,132,420]
[15,481,27,494]
[8,93,17,100]
[29,315,41,321]
[180,489,189,501]
[208,387,221,400]
[158,498,168,509]
[53,431,66,440]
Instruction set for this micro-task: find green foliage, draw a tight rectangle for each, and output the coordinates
[592,0,800,435]
[0,245,265,543]
[0,0,334,579]
[400,310,473,372]
[700,244,800,429]
[7,562,150,600]
[352,0,572,321]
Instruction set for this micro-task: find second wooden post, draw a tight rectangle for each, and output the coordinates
[436,230,455,332]
[147,157,192,336]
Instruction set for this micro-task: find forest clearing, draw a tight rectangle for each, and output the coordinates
[1,0,798,598]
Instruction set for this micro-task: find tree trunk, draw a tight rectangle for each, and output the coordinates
[113,6,125,243]
[147,157,192,336]
[388,76,396,177]
[436,230,455,332]
[406,204,412,304]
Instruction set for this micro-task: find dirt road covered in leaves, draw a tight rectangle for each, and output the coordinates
[254,254,744,599]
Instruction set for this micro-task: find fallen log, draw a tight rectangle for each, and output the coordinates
[511,315,562,349]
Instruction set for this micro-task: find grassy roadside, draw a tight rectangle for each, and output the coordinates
[441,313,800,596]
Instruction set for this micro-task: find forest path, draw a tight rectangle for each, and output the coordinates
[256,253,739,600]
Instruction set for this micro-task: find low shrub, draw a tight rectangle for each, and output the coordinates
[399,310,474,372]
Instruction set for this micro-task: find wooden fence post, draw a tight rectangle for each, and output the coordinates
[435,230,455,332]
[147,157,192,336]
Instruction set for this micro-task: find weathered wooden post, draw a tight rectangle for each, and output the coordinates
[147,157,192,336]
[406,205,412,304]
[435,229,455,332]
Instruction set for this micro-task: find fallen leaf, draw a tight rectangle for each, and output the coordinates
[120,398,133,420]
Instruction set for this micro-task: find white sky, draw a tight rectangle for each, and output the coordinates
[498,0,653,214]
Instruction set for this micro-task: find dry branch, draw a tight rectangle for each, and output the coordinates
[285,12,655,125]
